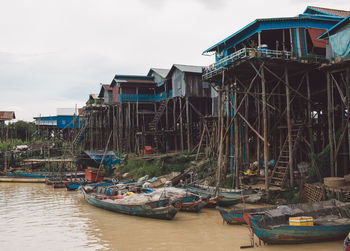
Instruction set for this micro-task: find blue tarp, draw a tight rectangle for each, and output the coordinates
[84,150,120,166]
[330,29,350,58]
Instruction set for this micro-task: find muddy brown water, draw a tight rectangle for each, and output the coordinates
[0,183,342,250]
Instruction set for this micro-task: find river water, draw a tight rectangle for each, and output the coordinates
[0,183,343,251]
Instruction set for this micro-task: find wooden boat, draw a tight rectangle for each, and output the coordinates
[217,205,276,225]
[180,195,206,212]
[82,187,179,220]
[143,187,206,213]
[0,176,46,183]
[187,186,243,207]
[244,200,350,244]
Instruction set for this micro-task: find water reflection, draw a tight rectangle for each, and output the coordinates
[0,183,109,251]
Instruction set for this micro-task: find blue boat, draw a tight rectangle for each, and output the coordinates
[217,205,276,225]
[244,200,350,244]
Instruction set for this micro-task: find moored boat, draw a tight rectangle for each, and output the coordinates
[82,187,179,220]
[244,199,350,244]
[217,205,276,225]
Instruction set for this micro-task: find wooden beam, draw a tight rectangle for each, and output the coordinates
[237,112,264,142]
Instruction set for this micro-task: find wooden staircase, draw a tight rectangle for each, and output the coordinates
[72,115,90,147]
[149,99,169,131]
[269,126,303,187]
[148,99,169,152]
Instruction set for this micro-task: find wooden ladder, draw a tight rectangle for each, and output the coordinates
[72,115,90,147]
[269,126,302,187]
[149,99,169,131]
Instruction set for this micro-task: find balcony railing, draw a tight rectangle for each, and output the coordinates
[203,48,293,80]
[203,47,326,80]
[119,91,170,102]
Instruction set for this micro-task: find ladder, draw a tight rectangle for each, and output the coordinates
[149,99,169,131]
[72,115,90,147]
[269,126,303,187]
[148,99,169,153]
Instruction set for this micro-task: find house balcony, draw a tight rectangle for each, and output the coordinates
[203,47,327,81]
[118,91,170,102]
[203,48,293,80]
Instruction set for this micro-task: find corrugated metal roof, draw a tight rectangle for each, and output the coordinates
[115,75,154,81]
[148,68,170,78]
[173,64,203,73]
[306,6,350,18]
[0,111,15,121]
[308,28,327,48]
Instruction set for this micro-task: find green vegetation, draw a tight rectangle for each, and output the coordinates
[119,154,195,179]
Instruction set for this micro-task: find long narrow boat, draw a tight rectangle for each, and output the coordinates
[243,200,350,244]
[217,205,276,225]
[187,186,243,207]
[82,187,179,220]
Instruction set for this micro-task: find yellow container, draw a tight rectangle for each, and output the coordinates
[289,216,314,226]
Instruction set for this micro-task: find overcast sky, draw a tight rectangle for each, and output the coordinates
[0,0,349,121]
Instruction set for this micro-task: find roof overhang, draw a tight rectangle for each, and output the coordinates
[203,15,342,54]
[318,15,350,39]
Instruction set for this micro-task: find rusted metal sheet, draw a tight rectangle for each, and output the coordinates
[0,111,15,121]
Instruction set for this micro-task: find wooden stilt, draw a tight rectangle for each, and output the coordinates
[261,64,269,192]
[234,78,240,188]
[173,99,178,151]
[327,71,335,177]
[285,66,293,186]
[306,72,319,179]
[179,97,184,152]
[186,97,191,151]
[216,71,225,195]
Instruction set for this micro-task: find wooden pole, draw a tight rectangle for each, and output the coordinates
[327,71,335,177]
[186,97,191,151]
[173,99,178,151]
[216,71,225,195]
[95,131,113,181]
[234,80,240,188]
[261,64,269,192]
[244,93,250,168]
[225,84,230,174]
[179,97,184,152]
[256,84,261,166]
[306,72,319,179]
[285,66,293,186]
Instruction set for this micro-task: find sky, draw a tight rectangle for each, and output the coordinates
[0,0,349,121]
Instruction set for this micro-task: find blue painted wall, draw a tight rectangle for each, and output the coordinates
[57,116,79,129]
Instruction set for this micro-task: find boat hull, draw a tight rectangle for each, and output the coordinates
[82,189,178,220]
[181,200,206,212]
[245,213,350,244]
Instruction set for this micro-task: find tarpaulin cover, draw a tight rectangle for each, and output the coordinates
[84,150,120,165]
[330,29,350,58]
